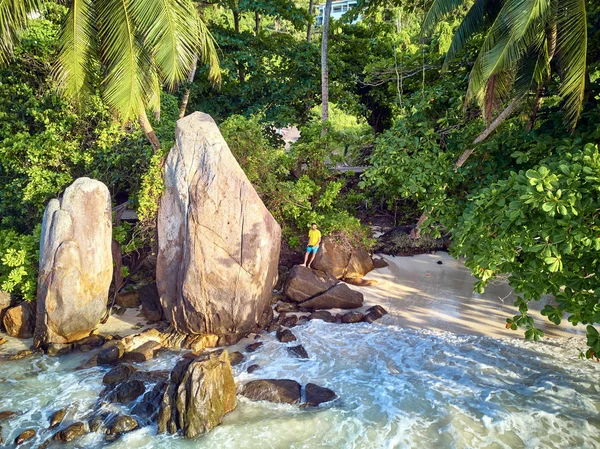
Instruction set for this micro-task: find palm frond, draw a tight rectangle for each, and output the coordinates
[195,12,221,86]
[555,0,587,128]
[422,0,470,35]
[96,0,157,120]
[0,0,42,64]
[54,0,97,102]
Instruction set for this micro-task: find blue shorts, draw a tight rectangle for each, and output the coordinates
[306,245,319,253]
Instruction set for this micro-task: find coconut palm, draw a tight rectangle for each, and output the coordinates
[423,0,587,129]
[321,0,333,125]
[0,0,220,150]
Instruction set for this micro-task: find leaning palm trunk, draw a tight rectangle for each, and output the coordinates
[411,98,521,239]
[307,0,314,42]
[321,0,333,129]
[138,109,161,152]
[179,54,199,119]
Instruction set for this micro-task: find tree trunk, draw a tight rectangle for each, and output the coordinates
[412,97,522,238]
[306,0,314,42]
[255,11,260,36]
[321,0,333,128]
[138,108,161,152]
[233,9,240,33]
[179,54,198,119]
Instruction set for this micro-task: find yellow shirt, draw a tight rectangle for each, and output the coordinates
[308,229,321,246]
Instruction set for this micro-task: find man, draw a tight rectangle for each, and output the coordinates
[302,223,321,268]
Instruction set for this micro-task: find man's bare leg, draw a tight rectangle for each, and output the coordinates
[302,251,310,266]
[307,252,317,268]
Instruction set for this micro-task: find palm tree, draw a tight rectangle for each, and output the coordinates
[0,0,220,151]
[321,0,333,126]
[423,0,587,129]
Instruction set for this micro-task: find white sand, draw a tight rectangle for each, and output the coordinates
[350,252,586,340]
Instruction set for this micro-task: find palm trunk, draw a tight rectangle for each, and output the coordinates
[138,108,161,152]
[321,0,333,129]
[412,97,522,238]
[306,0,314,42]
[233,8,240,33]
[255,11,260,36]
[179,54,198,119]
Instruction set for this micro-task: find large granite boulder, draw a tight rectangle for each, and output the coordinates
[283,265,338,303]
[157,112,281,344]
[2,302,35,338]
[312,237,374,279]
[157,350,237,438]
[34,178,112,348]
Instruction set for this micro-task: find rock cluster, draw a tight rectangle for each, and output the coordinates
[241,379,337,407]
[311,237,374,279]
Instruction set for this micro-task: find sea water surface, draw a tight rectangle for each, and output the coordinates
[1,320,600,449]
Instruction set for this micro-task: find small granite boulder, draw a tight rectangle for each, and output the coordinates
[241,379,301,404]
[288,345,309,359]
[276,329,297,343]
[300,283,364,310]
[2,302,35,338]
[283,266,338,303]
[305,383,337,406]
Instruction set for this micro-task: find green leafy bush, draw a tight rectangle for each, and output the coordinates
[0,226,41,301]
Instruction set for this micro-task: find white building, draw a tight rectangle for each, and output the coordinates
[315,0,361,25]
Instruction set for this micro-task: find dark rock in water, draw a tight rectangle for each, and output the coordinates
[281,314,299,328]
[53,421,85,442]
[363,305,389,323]
[103,364,137,386]
[0,411,17,421]
[138,283,164,323]
[275,302,299,313]
[372,258,389,269]
[2,302,35,338]
[245,342,263,353]
[129,369,169,384]
[88,415,105,433]
[300,283,364,311]
[97,342,125,365]
[8,349,34,361]
[229,351,244,366]
[157,351,237,438]
[107,415,138,435]
[241,379,301,404]
[46,342,73,356]
[276,329,297,343]
[374,225,449,256]
[247,364,260,374]
[305,383,337,406]
[122,341,162,362]
[15,428,35,445]
[437,260,443,265]
[75,334,105,352]
[341,311,365,323]
[49,409,66,428]
[267,322,281,333]
[0,425,3,444]
[284,265,338,303]
[108,379,146,404]
[288,345,309,359]
[309,311,336,323]
[131,381,166,424]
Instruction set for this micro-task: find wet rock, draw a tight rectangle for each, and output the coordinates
[0,411,17,421]
[343,277,378,287]
[305,383,337,406]
[46,343,73,356]
[8,349,34,361]
[276,329,297,343]
[312,237,374,279]
[3,302,35,338]
[75,334,105,352]
[129,370,169,384]
[53,421,85,442]
[131,381,166,423]
[158,350,237,438]
[267,322,281,333]
[363,305,388,323]
[437,260,443,265]
[241,379,301,404]
[49,409,66,428]
[15,428,35,445]
[123,341,162,363]
[300,284,364,311]
[245,342,263,353]
[229,351,244,366]
[281,314,299,328]
[103,364,137,386]
[138,283,164,323]
[108,379,146,404]
[341,311,365,323]
[288,345,309,359]
[0,337,6,345]
[97,341,125,365]
[115,291,140,308]
[35,178,112,347]
[372,257,389,269]
[275,302,299,313]
[157,113,281,344]
[283,265,338,303]
[247,364,260,374]
[308,310,336,323]
[107,415,138,435]
[88,415,105,433]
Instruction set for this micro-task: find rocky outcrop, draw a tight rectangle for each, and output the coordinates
[283,266,337,303]
[34,178,112,348]
[157,112,281,344]
[158,350,236,438]
[312,237,374,279]
[300,283,363,310]
[2,302,35,338]
[241,379,301,404]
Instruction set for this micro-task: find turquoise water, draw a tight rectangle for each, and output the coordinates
[1,320,600,448]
